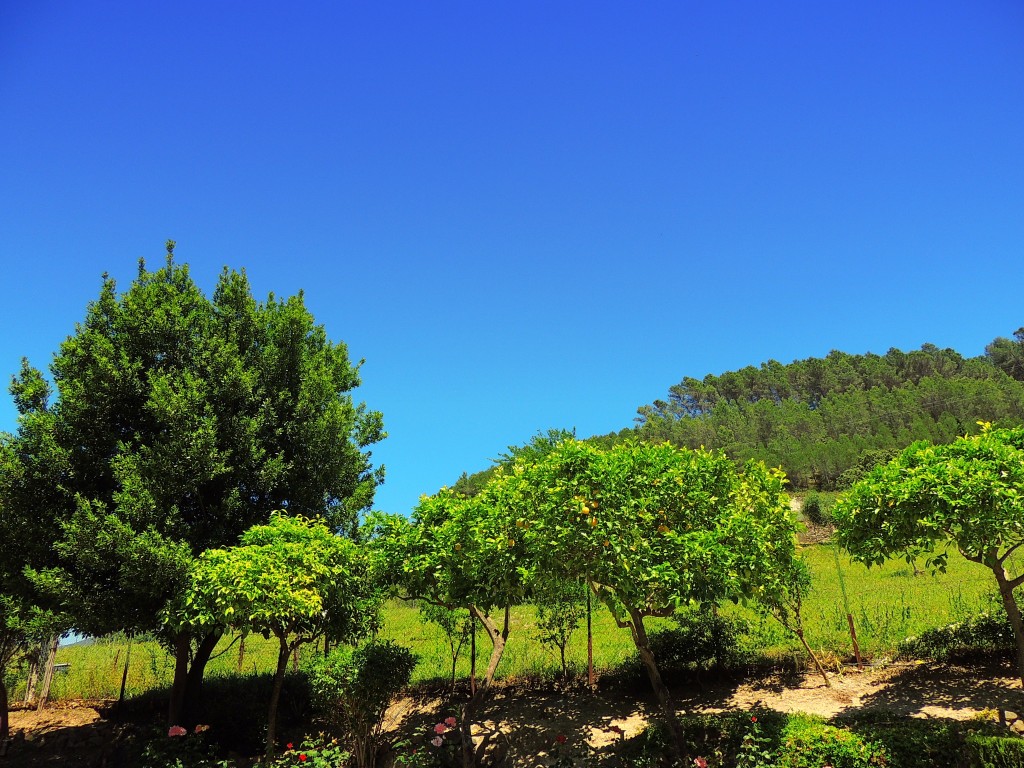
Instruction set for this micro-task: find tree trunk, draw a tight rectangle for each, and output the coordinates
[1,675,9,745]
[168,633,191,726]
[460,606,511,767]
[266,636,291,759]
[795,628,831,687]
[181,629,222,725]
[626,608,684,760]
[993,567,1024,687]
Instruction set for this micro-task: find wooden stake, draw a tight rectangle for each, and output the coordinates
[118,640,132,709]
[846,613,863,670]
[36,635,59,711]
[23,656,39,704]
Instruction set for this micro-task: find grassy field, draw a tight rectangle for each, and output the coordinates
[6,542,1008,703]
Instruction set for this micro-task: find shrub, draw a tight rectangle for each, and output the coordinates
[802,492,833,527]
[966,734,1024,768]
[307,640,417,768]
[897,611,1015,660]
[776,714,887,768]
[632,610,749,675]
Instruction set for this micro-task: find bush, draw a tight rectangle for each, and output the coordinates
[897,611,1015,660]
[966,734,1024,768]
[776,714,887,768]
[632,610,749,675]
[307,640,417,768]
[802,492,833,527]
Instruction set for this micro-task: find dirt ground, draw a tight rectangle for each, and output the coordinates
[6,658,1024,766]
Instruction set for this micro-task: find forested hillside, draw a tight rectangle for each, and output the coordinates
[455,330,1024,493]
[627,329,1024,489]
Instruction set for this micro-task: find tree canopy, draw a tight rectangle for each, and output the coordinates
[179,513,381,756]
[834,424,1024,685]
[2,243,384,723]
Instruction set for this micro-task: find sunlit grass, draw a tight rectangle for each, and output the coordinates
[27,543,1010,702]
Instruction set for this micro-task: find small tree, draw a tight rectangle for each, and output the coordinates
[756,557,830,686]
[371,476,537,767]
[533,579,586,680]
[834,424,1024,686]
[179,513,380,757]
[308,640,417,768]
[419,602,473,691]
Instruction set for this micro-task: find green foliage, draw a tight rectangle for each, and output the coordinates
[533,579,586,679]
[269,735,353,768]
[966,733,1024,768]
[307,641,417,768]
[627,610,748,675]
[417,602,473,688]
[10,246,383,642]
[841,711,1009,768]
[897,611,1015,660]
[180,513,380,646]
[775,714,888,767]
[138,725,221,768]
[633,339,1024,490]
[801,491,832,526]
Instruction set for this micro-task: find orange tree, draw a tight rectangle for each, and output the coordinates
[834,424,1024,686]
[523,439,797,755]
[175,513,380,758]
[371,474,537,767]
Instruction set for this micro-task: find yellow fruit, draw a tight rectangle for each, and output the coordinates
[657,524,669,533]
[508,539,515,547]
[589,517,597,527]
[455,543,462,550]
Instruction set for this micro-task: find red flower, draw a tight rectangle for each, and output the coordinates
[299,755,307,762]
[556,734,567,744]
[286,743,294,750]
[694,758,708,768]
[434,723,447,734]
[751,715,758,723]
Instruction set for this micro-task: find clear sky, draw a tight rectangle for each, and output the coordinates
[1,1,1022,516]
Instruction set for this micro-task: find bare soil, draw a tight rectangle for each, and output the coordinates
[5,658,1024,766]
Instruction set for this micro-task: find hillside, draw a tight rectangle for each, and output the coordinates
[457,328,1024,492]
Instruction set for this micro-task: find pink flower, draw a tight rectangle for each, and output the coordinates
[194,724,210,734]
[434,723,447,734]
[556,734,567,745]
[444,716,458,728]
[694,758,708,768]
[168,725,187,737]
[431,736,444,748]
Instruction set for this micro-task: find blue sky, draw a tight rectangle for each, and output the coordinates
[2,1,1022,515]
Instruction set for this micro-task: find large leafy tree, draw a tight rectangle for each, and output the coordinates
[834,424,1024,685]
[178,513,381,757]
[524,439,797,755]
[7,243,384,723]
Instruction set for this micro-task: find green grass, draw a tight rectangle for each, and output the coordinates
[18,543,1011,703]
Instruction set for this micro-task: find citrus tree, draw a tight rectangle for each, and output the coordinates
[177,513,381,757]
[834,424,1024,685]
[372,474,537,766]
[525,439,797,754]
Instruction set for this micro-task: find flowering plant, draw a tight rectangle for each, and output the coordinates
[269,735,352,768]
